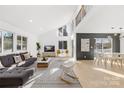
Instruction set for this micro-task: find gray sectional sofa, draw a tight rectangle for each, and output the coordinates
[0,52,37,88]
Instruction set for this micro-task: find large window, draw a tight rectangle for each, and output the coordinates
[58,25,68,37]
[75,6,86,26]
[22,37,27,50]
[3,31,13,52]
[94,38,112,54]
[59,41,67,49]
[0,32,2,52]
[17,35,21,50]
[0,31,28,53]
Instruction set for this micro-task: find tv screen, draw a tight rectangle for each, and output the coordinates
[44,45,55,52]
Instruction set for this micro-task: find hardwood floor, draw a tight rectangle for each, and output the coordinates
[73,60,124,88]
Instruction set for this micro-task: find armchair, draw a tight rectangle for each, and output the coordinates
[60,59,78,83]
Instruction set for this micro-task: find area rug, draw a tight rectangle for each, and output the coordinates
[31,58,81,88]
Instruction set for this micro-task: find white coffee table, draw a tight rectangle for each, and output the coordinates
[37,58,51,68]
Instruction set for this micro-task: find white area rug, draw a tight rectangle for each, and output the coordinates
[30,58,81,88]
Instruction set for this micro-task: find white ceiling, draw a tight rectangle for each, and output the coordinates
[77,5,124,33]
[0,5,77,35]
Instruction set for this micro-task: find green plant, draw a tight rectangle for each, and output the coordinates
[36,42,41,56]
[57,49,61,55]
[36,42,41,50]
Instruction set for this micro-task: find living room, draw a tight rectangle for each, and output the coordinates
[1,1,124,93]
[0,5,80,88]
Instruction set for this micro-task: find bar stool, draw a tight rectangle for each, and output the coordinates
[111,53,122,68]
[120,54,124,68]
[103,53,112,68]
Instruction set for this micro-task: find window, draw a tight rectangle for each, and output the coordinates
[58,25,68,37]
[22,37,27,50]
[17,35,21,50]
[63,26,68,36]
[75,6,86,26]
[59,41,67,49]
[94,38,112,53]
[0,32,2,52]
[3,31,13,52]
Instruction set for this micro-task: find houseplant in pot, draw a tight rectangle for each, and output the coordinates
[36,42,41,57]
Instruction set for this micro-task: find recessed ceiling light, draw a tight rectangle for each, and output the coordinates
[29,19,33,23]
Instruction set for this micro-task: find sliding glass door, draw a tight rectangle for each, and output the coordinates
[94,38,113,55]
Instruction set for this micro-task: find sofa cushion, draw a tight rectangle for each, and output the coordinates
[23,53,30,60]
[0,67,34,87]
[0,54,16,67]
[0,61,4,69]
[13,55,22,64]
[17,61,26,67]
[19,58,36,67]
[20,52,28,61]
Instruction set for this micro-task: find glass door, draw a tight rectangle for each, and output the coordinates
[94,37,113,57]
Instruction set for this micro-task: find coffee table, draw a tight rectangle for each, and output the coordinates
[37,58,51,68]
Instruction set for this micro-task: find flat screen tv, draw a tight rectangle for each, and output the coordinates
[44,45,55,52]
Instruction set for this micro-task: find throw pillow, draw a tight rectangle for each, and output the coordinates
[0,61,4,69]
[13,55,22,63]
[17,61,25,66]
[23,53,30,60]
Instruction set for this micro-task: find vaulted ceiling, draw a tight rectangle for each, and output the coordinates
[77,5,124,33]
[0,5,77,35]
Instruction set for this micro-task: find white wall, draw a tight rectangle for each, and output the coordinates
[38,24,73,57]
[0,20,38,57]
[76,6,124,33]
[39,28,58,52]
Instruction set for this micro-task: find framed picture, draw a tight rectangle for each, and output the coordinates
[81,38,90,52]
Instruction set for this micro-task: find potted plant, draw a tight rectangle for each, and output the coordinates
[36,42,41,57]
[65,49,68,54]
[57,49,61,56]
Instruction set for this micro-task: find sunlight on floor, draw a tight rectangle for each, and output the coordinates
[50,68,60,75]
[64,58,75,64]
[93,67,124,78]
[23,72,44,88]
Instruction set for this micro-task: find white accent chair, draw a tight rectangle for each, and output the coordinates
[60,59,78,83]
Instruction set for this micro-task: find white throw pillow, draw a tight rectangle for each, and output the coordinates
[23,53,30,60]
[7,64,16,71]
[0,61,4,69]
[13,55,22,63]
[17,61,25,66]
